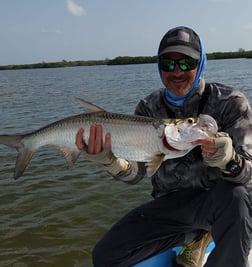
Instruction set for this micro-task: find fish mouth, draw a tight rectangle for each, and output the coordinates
[162,137,180,151]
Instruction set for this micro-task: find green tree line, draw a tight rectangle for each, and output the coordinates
[1,50,252,70]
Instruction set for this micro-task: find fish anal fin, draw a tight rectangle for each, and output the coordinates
[59,147,81,168]
[15,148,34,179]
[76,98,106,113]
[146,154,165,177]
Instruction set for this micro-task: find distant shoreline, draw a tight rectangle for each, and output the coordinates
[1,50,252,71]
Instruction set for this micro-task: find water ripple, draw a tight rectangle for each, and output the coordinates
[0,60,252,266]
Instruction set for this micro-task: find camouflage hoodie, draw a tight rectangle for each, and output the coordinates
[116,80,252,198]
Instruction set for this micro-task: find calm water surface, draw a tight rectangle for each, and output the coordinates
[0,59,252,267]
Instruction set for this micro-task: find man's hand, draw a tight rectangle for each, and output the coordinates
[193,132,235,170]
[76,124,111,154]
[75,124,129,175]
[75,124,114,165]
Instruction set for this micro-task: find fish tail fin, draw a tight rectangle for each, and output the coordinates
[15,147,34,179]
[0,134,23,149]
[146,154,165,176]
[0,135,34,179]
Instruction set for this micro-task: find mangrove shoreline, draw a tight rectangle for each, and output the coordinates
[1,50,252,71]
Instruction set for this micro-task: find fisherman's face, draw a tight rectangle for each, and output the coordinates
[159,52,198,97]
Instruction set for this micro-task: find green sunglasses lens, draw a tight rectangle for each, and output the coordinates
[179,58,198,71]
[159,58,198,72]
[159,59,176,72]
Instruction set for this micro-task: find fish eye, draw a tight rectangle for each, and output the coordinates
[187,118,195,124]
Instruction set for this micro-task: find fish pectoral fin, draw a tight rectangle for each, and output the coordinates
[77,98,106,113]
[145,154,165,177]
[59,147,81,168]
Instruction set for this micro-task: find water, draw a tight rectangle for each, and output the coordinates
[0,59,252,267]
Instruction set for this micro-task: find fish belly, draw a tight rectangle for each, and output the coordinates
[85,122,161,161]
[23,120,161,162]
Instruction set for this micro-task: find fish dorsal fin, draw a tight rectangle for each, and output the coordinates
[145,154,165,176]
[77,98,106,113]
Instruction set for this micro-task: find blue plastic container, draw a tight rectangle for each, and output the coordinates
[133,242,215,267]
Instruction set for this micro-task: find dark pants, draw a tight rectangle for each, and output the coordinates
[92,180,252,267]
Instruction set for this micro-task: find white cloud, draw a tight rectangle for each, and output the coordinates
[244,23,252,30]
[66,0,87,16]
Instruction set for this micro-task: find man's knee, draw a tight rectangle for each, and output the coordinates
[92,237,119,267]
[228,183,251,213]
[210,180,251,221]
[92,239,107,267]
[217,180,249,201]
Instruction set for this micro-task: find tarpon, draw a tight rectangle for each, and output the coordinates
[0,98,218,179]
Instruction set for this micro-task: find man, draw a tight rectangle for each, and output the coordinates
[76,26,252,267]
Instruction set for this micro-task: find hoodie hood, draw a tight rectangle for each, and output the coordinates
[158,26,207,107]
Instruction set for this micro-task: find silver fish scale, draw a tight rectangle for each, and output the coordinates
[97,122,161,161]
[81,113,163,161]
[22,112,164,162]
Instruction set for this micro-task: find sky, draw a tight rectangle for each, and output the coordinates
[0,0,252,65]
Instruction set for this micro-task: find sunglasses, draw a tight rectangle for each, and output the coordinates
[158,58,198,72]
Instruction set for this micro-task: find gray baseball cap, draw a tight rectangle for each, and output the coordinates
[158,26,201,59]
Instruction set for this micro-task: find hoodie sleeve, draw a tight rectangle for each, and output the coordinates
[217,89,252,191]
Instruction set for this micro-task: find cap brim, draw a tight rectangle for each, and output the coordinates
[158,45,200,60]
